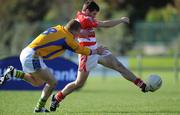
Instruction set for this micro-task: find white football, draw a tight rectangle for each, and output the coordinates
[147,74,162,92]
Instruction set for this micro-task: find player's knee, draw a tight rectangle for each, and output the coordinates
[48,79,58,87]
[75,81,84,89]
[32,84,41,87]
[31,81,44,87]
[54,80,58,86]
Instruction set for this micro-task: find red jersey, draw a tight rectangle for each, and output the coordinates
[76,11,99,47]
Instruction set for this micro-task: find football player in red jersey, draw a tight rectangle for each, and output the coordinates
[50,0,150,111]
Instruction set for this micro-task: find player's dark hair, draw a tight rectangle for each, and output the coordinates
[83,0,100,12]
[65,19,81,31]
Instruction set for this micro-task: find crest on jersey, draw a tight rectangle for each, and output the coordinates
[43,28,57,35]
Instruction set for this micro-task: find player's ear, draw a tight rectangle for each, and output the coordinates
[74,28,81,35]
[84,9,89,14]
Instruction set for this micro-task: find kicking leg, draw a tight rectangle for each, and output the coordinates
[98,54,149,92]
[98,55,137,81]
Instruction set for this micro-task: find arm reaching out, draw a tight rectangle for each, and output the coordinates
[97,17,130,28]
[65,37,107,56]
[73,44,107,56]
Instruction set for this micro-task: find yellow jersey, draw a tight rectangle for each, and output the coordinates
[28,25,91,60]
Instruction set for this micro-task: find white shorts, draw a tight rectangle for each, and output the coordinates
[20,47,47,73]
[78,44,112,72]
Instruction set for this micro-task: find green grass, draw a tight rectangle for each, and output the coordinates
[129,56,180,69]
[0,72,180,115]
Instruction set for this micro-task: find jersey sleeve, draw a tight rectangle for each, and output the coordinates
[80,18,99,28]
[64,37,92,55]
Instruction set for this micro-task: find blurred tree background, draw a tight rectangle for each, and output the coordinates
[0,0,179,59]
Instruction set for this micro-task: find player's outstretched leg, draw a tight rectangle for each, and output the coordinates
[98,54,150,92]
[0,66,15,85]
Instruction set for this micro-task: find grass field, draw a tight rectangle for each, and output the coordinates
[129,56,180,69]
[0,72,180,115]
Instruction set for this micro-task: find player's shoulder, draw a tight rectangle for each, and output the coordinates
[52,25,62,30]
[62,28,73,40]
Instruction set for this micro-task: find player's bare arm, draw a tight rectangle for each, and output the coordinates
[97,17,130,28]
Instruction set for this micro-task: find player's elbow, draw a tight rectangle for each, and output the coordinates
[98,24,111,28]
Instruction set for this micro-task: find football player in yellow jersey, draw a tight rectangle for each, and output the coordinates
[0,19,106,113]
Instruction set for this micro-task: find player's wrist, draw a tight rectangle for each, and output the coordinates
[91,49,97,55]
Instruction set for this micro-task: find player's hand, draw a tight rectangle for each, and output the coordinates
[97,46,108,55]
[120,17,130,24]
[92,46,108,55]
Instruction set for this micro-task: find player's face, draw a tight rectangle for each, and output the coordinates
[85,9,98,18]
[89,10,98,18]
